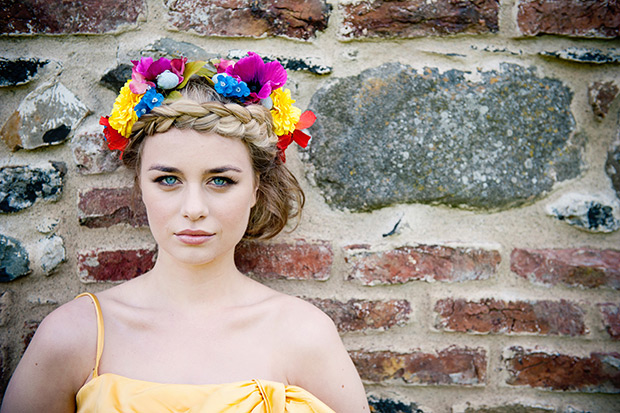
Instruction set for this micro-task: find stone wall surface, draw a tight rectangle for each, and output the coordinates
[0,0,619,411]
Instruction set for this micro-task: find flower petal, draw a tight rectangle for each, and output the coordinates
[296,110,316,130]
[292,129,311,148]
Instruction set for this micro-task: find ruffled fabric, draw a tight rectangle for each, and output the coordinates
[76,374,334,413]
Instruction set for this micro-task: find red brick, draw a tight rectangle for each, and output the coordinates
[345,245,500,285]
[434,298,587,336]
[598,303,620,340]
[166,0,330,40]
[22,320,39,350]
[78,187,148,229]
[235,240,332,280]
[510,248,620,289]
[340,0,499,39]
[77,248,156,283]
[0,0,146,35]
[517,0,620,38]
[589,81,619,119]
[350,347,486,385]
[504,347,620,393]
[304,298,411,332]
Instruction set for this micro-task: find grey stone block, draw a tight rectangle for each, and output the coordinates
[306,63,580,211]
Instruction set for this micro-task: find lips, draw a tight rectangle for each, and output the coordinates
[175,229,214,245]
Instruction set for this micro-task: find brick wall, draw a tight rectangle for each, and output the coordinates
[1,1,619,411]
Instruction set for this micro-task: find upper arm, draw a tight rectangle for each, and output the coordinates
[284,302,369,413]
[1,298,97,413]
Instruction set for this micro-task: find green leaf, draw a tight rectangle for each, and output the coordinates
[164,90,183,102]
[177,60,207,89]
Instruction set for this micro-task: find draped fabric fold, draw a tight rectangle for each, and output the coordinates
[76,374,334,413]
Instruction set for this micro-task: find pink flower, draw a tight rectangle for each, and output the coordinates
[225,52,287,102]
[215,59,235,73]
[129,57,186,94]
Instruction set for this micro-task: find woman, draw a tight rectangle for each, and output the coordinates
[1,53,369,412]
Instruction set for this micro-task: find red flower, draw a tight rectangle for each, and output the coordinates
[276,110,316,162]
[99,116,128,154]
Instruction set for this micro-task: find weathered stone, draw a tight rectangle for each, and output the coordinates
[228,50,332,75]
[0,0,147,35]
[71,132,122,175]
[340,0,499,39]
[37,235,65,276]
[517,0,620,38]
[235,240,332,281]
[541,48,620,64]
[100,64,133,93]
[546,193,620,233]
[598,303,620,340]
[78,248,156,283]
[78,187,147,228]
[0,290,12,327]
[0,162,65,213]
[36,218,59,234]
[434,298,587,336]
[351,347,486,386]
[0,58,48,87]
[1,82,89,151]
[608,132,620,199]
[0,345,8,394]
[589,81,619,119]
[305,298,411,332]
[504,347,620,393]
[143,38,217,62]
[345,244,501,285]
[0,235,30,283]
[368,396,426,413]
[511,248,620,289]
[306,63,578,211]
[166,0,331,40]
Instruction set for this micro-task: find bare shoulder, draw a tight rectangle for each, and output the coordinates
[1,294,99,412]
[31,294,99,376]
[266,293,369,412]
[267,293,338,347]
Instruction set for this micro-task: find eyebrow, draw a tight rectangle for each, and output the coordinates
[147,164,244,174]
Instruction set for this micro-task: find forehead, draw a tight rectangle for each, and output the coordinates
[140,128,252,171]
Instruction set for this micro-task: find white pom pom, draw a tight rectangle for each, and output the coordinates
[260,96,273,110]
[157,70,180,89]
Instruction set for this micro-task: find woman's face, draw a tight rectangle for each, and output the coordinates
[139,128,257,268]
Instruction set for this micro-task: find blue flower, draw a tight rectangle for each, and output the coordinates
[134,88,164,117]
[213,73,250,98]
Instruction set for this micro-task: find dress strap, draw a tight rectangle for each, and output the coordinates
[75,293,104,378]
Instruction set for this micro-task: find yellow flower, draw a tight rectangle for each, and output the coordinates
[108,80,143,138]
[270,88,301,136]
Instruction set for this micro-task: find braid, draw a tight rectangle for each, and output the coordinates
[131,99,277,150]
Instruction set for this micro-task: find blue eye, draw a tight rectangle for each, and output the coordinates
[211,177,230,187]
[158,176,178,186]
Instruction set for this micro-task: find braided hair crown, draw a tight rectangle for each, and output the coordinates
[130,78,278,152]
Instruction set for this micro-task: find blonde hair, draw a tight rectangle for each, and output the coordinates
[122,78,304,240]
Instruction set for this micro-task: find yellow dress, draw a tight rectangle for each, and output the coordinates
[75,293,335,413]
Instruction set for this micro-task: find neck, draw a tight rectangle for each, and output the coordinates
[140,248,248,311]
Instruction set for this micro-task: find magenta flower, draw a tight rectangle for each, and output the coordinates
[215,59,235,73]
[225,52,287,101]
[129,57,186,94]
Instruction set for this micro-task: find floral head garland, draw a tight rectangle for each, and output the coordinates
[99,52,316,162]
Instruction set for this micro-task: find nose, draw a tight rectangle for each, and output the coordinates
[181,184,208,221]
